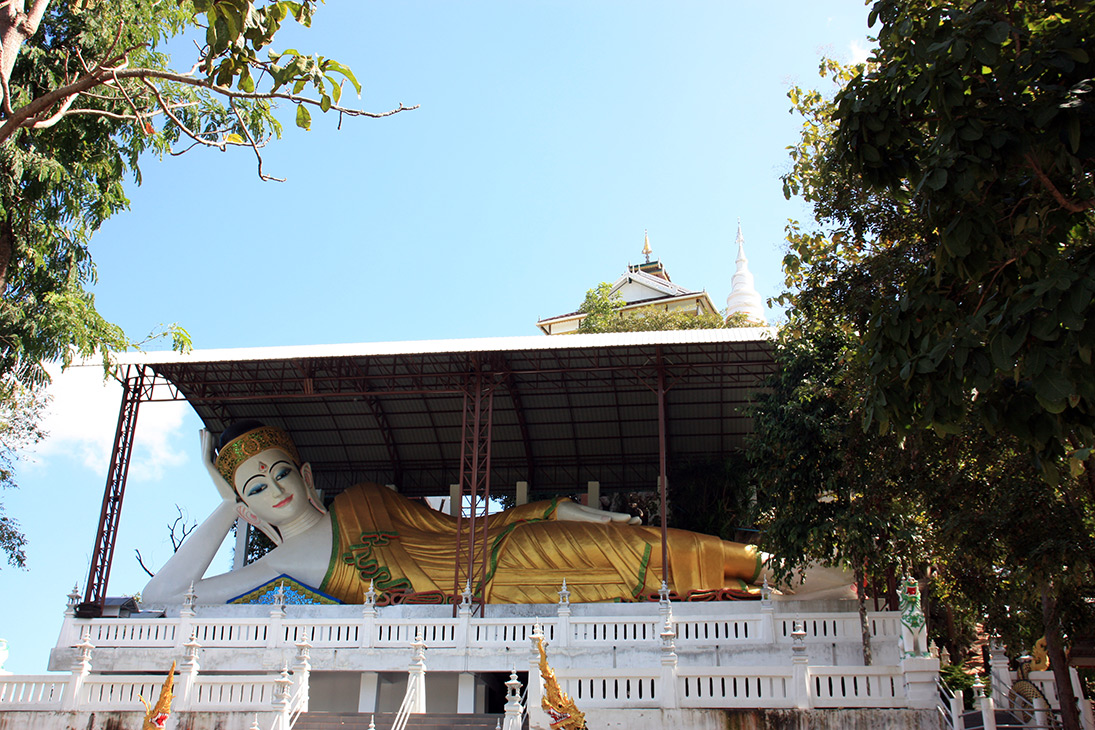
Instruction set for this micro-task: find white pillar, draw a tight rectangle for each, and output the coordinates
[951,690,966,730]
[527,625,549,730]
[233,519,249,571]
[449,484,461,517]
[900,656,941,709]
[659,614,679,709]
[177,634,201,711]
[357,672,379,713]
[988,639,1010,709]
[586,481,600,508]
[791,621,810,710]
[457,672,476,714]
[272,666,293,730]
[974,678,997,730]
[292,641,311,714]
[502,669,524,730]
[555,581,571,649]
[516,481,529,506]
[408,630,427,714]
[1070,667,1095,730]
[63,630,93,711]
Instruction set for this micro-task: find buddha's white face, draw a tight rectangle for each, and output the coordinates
[234,447,312,526]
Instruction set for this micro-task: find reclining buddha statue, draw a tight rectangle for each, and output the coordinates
[142,421,849,605]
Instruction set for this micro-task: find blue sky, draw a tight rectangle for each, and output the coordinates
[0,1,873,674]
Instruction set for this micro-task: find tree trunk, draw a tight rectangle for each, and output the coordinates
[855,565,873,666]
[0,210,12,294]
[1041,577,1081,730]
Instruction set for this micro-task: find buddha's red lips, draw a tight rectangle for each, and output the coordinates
[273,495,294,508]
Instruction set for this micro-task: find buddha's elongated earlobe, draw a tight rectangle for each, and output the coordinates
[301,462,326,515]
[237,504,283,546]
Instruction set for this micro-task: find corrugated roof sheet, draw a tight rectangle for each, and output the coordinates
[127,330,776,499]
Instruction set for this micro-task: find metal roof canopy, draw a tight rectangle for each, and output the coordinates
[80,329,775,614]
[127,329,775,497]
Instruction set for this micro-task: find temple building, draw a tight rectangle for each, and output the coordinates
[536,226,767,335]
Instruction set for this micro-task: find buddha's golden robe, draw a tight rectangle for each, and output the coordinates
[319,483,762,604]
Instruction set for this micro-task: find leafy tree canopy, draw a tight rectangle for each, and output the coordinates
[0,0,413,567]
[0,0,413,389]
[830,0,1095,480]
[576,281,761,333]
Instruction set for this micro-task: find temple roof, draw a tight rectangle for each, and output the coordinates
[119,329,776,499]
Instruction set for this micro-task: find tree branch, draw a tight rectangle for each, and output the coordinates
[1,64,417,145]
[134,548,155,578]
[231,100,283,182]
[1024,152,1094,214]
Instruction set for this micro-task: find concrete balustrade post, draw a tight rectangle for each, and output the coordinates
[1069,667,1095,730]
[527,624,549,730]
[360,581,377,648]
[457,581,473,652]
[271,665,292,730]
[408,629,427,714]
[177,634,201,711]
[63,629,94,711]
[791,621,810,710]
[178,582,197,654]
[292,640,311,714]
[988,638,1010,709]
[659,614,679,709]
[267,584,286,649]
[502,668,524,730]
[974,678,997,730]
[951,689,966,730]
[759,578,775,643]
[900,654,941,709]
[555,580,571,649]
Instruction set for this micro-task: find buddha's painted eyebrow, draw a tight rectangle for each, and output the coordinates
[242,460,294,488]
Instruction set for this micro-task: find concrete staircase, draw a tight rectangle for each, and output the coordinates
[293,712,507,730]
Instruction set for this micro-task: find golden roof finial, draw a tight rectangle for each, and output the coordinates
[642,229,652,263]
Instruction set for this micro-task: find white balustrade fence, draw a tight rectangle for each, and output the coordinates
[0,676,67,710]
[3,603,951,723]
[55,607,901,656]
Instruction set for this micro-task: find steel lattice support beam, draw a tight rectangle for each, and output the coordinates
[452,360,499,615]
[78,366,146,617]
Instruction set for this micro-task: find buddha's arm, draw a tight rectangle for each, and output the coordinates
[141,500,239,605]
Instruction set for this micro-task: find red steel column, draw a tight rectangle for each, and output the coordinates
[656,348,669,588]
[452,361,496,615]
[78,366,145,617]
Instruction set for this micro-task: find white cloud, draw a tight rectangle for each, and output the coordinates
[29,365,189,481]
[849,40,872,65]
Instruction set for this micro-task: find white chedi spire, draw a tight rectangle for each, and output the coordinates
[725,221,766,325]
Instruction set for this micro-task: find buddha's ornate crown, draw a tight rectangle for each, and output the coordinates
[215,425,301,486]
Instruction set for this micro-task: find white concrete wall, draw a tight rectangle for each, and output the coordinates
[309,671,361,713]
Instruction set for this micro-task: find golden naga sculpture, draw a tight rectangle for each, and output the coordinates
[139,661,175,730]
[538,637,587,730]
[1031,637,1049,671]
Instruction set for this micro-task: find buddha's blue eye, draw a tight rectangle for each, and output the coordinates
[247,482,268,497]
[275,467,292,481]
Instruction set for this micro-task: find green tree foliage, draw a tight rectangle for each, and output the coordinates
[1,0,411,389]
[832,0,1095,480]
[0,379,46,567]
[0,0,412,564]
[576,281,759,333]
[773,2,1095,721]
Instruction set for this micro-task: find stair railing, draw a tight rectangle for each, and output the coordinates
[390,629,427,730]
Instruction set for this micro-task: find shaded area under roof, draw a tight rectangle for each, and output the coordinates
[130,329,776,500]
